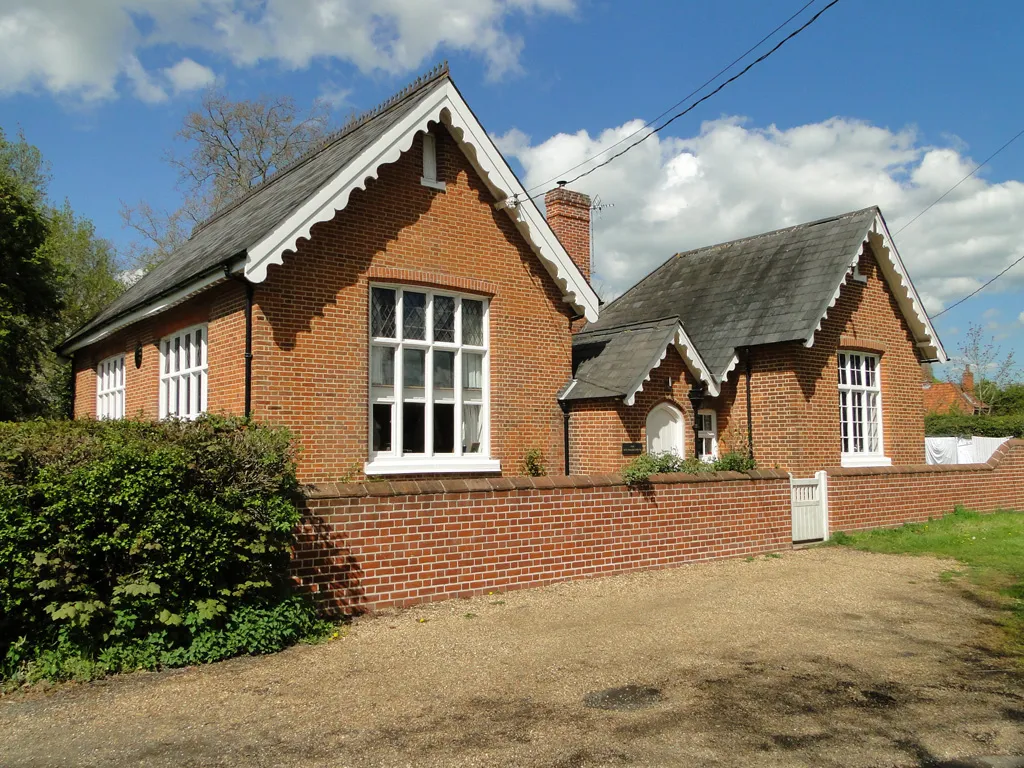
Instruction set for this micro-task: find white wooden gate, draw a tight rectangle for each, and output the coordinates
[790,471,829,543]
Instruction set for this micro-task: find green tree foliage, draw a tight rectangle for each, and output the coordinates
[0,126,126,417]
[0,176,59,420]
[34,203,124,415]
[0,416,330,685]
[925,413,1024,439]
[0,127,50,206]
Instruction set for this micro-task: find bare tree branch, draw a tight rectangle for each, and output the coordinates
[124,89,332,269]
[950,322,1020,412]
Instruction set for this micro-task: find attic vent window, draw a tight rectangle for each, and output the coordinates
[420,132,446,191]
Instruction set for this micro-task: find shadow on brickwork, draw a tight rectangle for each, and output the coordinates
[293,513,367,617]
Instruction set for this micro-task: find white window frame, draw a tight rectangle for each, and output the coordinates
[420,132,446,191]
[159,323,208,421]
[96,354,125,420]
[838,351,891,467]
[696,409,718,461]
[365,284,498,475]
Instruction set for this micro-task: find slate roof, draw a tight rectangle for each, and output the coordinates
[566,207,882,401]
[62,64,451,351]
[563,318,680,401]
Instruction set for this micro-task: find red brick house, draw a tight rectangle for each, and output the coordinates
[922,365,986,414]
[563,206,948,476]
[63,65,946,481]
[62,65,599,482]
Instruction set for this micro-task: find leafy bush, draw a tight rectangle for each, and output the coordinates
[0,416,330,685]
[925,413,1024,439]
[621,451,755,486]
[519,448,546,477]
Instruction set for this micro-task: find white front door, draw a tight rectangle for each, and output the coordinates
[646,403,684,456]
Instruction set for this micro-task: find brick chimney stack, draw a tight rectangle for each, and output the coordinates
[962,365,975,394]
[545,182,591,282]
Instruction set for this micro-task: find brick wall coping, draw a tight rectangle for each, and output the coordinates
[827,439,1024,477]
[303,468,790,499]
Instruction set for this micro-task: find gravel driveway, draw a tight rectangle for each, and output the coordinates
[2,548,1022,767]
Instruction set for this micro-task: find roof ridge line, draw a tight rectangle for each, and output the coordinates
[674,206,879,261]
[190,60,450,237]
[596,206,880,320]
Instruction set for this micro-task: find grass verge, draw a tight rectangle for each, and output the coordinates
[830,507,1024,660]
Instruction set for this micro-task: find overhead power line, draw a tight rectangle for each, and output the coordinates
[523,0,821,196]
[895,126,1024,236]
[514,0,841,206]
[932,252,1024,319]
[892,125,1024,319]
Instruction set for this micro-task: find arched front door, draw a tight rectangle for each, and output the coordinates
[646,403,684,456]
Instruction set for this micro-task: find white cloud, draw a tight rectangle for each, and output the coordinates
[163,57,215,94]
[499,116,1024,313]
[0,0,574,102]
[123,54,167,104]
[1019,312,1024,325]
[318,83,353,111]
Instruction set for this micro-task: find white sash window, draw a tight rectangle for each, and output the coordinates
[838,351,889,466]
[696,409,718,461]
[160,324,208,420]
[366,285,497,474]
[96,354,125,419]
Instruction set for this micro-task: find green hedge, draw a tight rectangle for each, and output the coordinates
[621,451,756,486]
[0,416,330,685]
[925,413,1024,439]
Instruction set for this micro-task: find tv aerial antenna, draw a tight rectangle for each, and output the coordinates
[589,195,614,274]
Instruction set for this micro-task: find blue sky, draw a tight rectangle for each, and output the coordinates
[2,0,1022,374]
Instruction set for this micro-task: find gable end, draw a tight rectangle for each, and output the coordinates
[244,80,600,322]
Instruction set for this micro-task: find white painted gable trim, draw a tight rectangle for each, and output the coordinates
[624,323,719,406]
[803,211,947,362]
[243,80,600,322]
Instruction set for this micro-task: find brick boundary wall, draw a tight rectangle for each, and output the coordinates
[292,441,1024,615]
[293,470,792,614]
[825,439,1024,533]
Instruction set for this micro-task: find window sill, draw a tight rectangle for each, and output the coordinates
[364,457,501,475]
[420,177,446,191]
[840,454,892,468]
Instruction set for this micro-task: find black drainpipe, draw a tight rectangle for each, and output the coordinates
[242,282,254,418]
[67,355,76,420]
[745,347,754,462]
[559,400,571,476]
[225,265,254,418]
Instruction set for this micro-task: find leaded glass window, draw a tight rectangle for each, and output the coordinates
[369,286,489,461]
[371,287,396,338]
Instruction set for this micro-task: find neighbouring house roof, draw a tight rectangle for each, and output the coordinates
[922,381,985,414]
[61,63,600,354]
[564,206,946,404]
